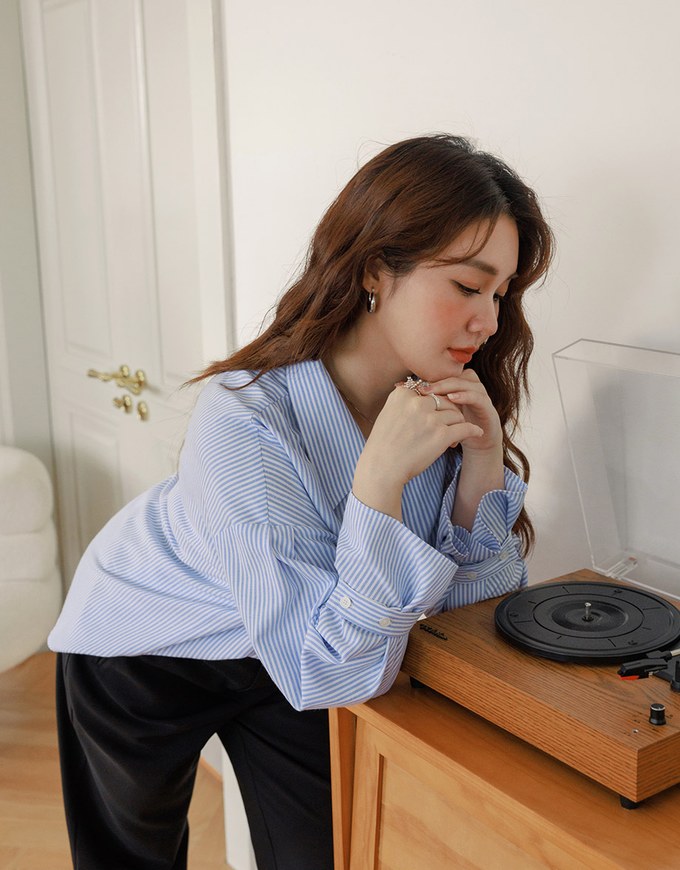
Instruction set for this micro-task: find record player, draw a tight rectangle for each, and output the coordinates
[402,340,680,807]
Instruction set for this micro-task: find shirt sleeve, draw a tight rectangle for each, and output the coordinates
[211,409,527,711]
[433,456,529,612]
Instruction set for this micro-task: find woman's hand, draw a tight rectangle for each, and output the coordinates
[421,369,503,455]
[352,381,483,520]
[422,371,505,530]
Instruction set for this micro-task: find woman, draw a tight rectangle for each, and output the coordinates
[49,134,553,870]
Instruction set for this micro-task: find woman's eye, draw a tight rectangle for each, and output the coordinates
[454,282,479,295]
[453,281,507,302]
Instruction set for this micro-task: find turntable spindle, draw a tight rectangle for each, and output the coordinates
[583,602,594,622]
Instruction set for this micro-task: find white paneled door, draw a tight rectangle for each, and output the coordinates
[21,0,232,585]
[21,3,258,868]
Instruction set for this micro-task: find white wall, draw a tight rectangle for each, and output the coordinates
[222,0,680,583]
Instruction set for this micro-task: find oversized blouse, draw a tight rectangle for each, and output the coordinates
[48,360,528,710]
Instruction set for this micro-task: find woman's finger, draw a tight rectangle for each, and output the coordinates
[445,389,489,406]
[421,370,484,395]
[447,421,485,445]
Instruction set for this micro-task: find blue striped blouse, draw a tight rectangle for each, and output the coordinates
[49,360,527,710]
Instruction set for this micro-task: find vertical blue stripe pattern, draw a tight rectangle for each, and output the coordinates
[49,360,528,710]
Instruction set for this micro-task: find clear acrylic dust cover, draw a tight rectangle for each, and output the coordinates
[553,339,680,600]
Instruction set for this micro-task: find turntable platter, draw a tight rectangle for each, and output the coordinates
[495,581,680,662]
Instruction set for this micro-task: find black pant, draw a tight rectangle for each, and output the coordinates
[56,653,333,870]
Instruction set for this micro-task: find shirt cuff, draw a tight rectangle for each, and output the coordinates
[331,492,456,632]
[327,580,425,636]
[438,465,527,561]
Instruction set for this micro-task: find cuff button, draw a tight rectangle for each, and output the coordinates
[339,595,352,609]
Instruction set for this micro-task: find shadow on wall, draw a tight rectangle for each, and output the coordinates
[525,420,591,585]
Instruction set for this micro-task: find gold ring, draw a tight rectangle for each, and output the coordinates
[404,376,424,396]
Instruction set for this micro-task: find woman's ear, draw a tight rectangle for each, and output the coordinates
[362,257,387,291]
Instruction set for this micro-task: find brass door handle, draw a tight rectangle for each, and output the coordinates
[87,364,146,395]
[113,395,133,413]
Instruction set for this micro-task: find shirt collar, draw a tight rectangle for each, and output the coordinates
[286,359,365,511]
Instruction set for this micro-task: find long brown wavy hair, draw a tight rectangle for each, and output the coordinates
[195,134,554,553]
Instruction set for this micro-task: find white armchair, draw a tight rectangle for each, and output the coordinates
[0,445,62,673]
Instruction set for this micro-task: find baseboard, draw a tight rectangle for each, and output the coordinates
[199,755,222,782]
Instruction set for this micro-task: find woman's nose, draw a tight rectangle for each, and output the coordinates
[469,298,499,337]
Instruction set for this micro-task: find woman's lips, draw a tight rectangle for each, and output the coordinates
[447,347,476,364]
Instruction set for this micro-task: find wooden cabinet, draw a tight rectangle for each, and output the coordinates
[330,674,680,869]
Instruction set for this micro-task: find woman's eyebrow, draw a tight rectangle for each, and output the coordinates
[465,258,518,281]
[436,255,518,281]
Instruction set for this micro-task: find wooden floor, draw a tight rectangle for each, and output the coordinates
[0,652,229,870]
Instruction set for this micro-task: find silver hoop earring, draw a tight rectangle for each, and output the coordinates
[366,289,376,314]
